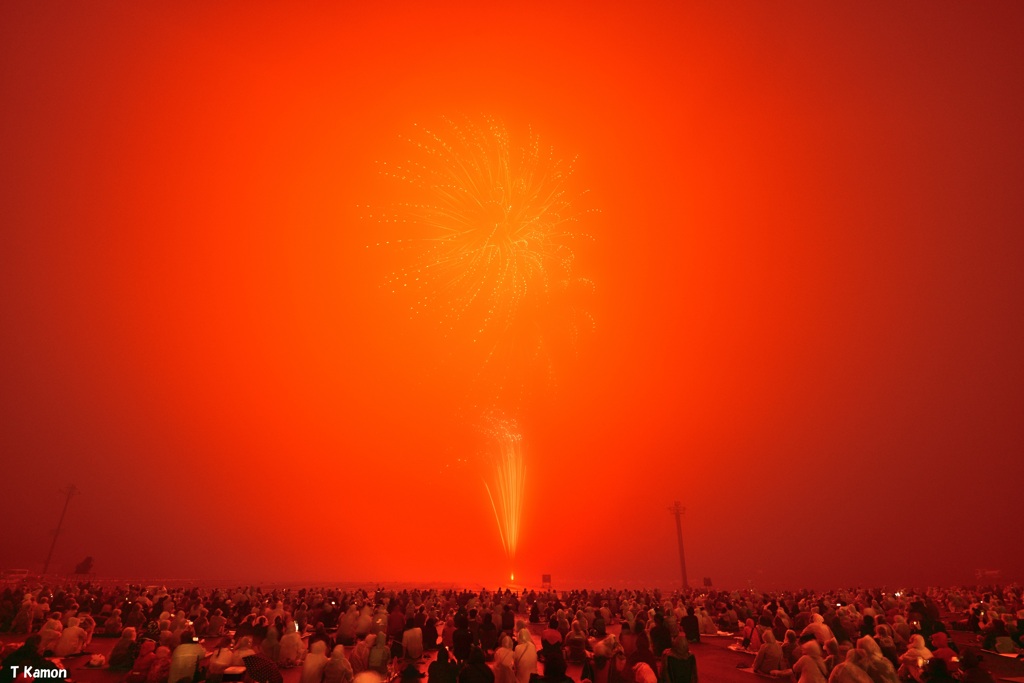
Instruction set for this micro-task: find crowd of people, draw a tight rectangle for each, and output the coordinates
[0,582,1021,683]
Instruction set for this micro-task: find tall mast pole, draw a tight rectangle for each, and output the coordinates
[42,484,78,575]
[669,501,688,590]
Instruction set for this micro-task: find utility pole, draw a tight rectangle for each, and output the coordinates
[668,501,688,590]
[42,484,78,576]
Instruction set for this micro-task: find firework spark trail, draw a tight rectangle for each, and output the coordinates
[482,420,525,577]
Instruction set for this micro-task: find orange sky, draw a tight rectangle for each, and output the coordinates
[2,1,1022,589]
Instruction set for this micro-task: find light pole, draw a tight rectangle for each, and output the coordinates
[668,501,688,590]
[42,484,78,575]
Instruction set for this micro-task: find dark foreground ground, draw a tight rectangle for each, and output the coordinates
[4,620,1023,683]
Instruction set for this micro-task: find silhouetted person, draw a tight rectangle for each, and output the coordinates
[501,606,516,635]
[959,648,995,683]
[427,648,457,683]
[458,648,494,683]
[649,614,671,657]
[452,613,475,664]
[1,636,62,683]
[680,608,700,644]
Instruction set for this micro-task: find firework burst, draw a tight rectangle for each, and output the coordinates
[370,115,595,408]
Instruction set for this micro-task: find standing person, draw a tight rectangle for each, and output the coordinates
[659,636,697,683]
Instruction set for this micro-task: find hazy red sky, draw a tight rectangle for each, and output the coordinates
[2,1,1022,590]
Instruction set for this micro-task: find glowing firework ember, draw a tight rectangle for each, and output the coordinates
[371,114,595,410]
[481,419,526,576]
